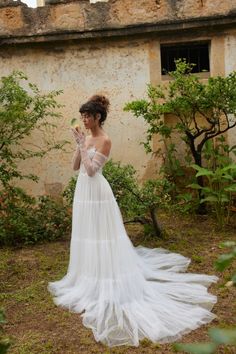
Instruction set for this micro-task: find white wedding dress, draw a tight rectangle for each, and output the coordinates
[48,146,219,347]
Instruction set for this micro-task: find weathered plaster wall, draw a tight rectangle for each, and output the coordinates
[225,31,236,154]
[0,38,151,196]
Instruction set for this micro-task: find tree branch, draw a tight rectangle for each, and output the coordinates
[198,121,236,153]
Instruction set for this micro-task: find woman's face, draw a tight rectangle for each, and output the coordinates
[80,112,100,130]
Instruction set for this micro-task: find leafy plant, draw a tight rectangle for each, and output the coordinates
[173,192,200,215]
[103,159,141,220]
[62,176,77,206]
[215,241,236,286]
[203,136,236,171]
[137,178,173,236]
[0,309,10,354]
[174,328,236,354]
[0,187,71,246]
[0,186,36,246]
[189,163,236,227]
[164,142,185,178]
[32,195,71,244]
[0,71,68,188]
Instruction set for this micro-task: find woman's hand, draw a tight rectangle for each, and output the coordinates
[71,127,86,147]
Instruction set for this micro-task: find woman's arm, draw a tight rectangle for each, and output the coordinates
[72,145,81,171]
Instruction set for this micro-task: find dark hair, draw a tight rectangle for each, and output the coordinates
[79,95,110,126]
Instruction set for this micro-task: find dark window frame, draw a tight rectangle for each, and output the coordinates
[160,41,210,75]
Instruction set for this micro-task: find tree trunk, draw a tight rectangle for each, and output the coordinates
[150,207,162,237]
[193,150,207,214]
[187,135,205,191]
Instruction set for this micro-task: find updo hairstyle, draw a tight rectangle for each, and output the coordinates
[79,95,110,126]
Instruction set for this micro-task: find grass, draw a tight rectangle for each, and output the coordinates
[0,211,236,354]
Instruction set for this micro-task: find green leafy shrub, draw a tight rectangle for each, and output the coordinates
[62,176,77,206]
[0,71,68,189]
[175,328,236,354]
[32,195,71,244]
[137,178,173,236]
[0,187,36,246]
[173,192,200,215]
[103,160,141,219]
[203,136,236,170]
[189,163,236,227]
[0,309,10,354]
[215,241,236,286]
[0,187,71,247]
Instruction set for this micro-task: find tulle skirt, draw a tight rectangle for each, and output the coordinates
[48,170,219,347]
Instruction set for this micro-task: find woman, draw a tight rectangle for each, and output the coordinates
[48,95,219,347]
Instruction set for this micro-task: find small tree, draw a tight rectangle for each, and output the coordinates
[0,71,68,188]
[124,59,236,190]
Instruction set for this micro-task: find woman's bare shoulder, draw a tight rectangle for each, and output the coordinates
[99,136,111,156]
[95,133,111,146]
[102,135,111,146]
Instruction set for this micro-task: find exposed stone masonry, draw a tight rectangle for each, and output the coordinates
[0,0,236,44]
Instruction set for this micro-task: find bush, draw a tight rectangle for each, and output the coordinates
[103,160,141,219]
[189,163,236,227]
[0,308,10,354]
[0,187,71,247]
[32,195,71,244]
[0,71,68,189]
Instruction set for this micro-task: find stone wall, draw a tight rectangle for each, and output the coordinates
[0,0,236,43]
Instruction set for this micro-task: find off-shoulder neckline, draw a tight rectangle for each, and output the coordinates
[87,146,109,159]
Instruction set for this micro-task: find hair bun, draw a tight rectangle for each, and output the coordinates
[89,94,110,112]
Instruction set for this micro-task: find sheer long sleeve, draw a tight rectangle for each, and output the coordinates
[80,146,108,177]
[72,146,81,171]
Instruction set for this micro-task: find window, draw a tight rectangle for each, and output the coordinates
[161,42,210,75]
